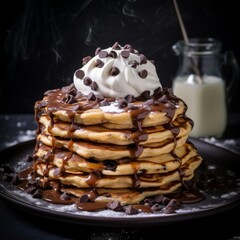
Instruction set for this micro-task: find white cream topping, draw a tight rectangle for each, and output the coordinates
[73,44,161,98]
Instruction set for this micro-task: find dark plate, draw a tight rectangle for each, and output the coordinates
[0,139,240,227]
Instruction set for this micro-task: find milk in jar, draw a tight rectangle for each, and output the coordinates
[172,74,227,137]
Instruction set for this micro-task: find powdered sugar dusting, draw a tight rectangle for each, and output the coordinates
[99,102,124,113]
[3,129,35,148]
[201,137,240,154]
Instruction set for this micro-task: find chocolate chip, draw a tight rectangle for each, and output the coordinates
[63,94,77,104]
[123,44,134,53]
[103,160,117,171]
[107,200,123,211]
[80,194,89,203]
[139,54,147,64]
[163,200,180,214]
[151,203,162,212]
[163,206,175,214]
[60,192,71,201]
[144,99,154,106]
[99,51,108,58]
[162,196,171,205]
[109,50,117,58]
[110,67,120,76]
[62,95,68,103]
[83,77,92,86]
[100,99,110,106]
[75,69,85,79]
[154,194,164,203]
[95,47,101,55]
[144,202,150,207]
[123,44,131,49]
[157,95,168,104]
[96,59,104,68]
[32,189,43,198]
[166,88,174,97]
[154,87,162,96]
[144,198,155,207]
[66,85,77,96]
[168,199,180,208]
[121,50,130,58]
[62,83,74,92]
[82,56,91,65]
[112,42,121,50]
[139,69,148,78]
[87,92,96,100]
[141,90,150,99]
[125,205,138,215]
[125,94,134,103]
[128,60,139,68]
[117,98,128,108]
[90,81,98,90]
[96,94,104,102]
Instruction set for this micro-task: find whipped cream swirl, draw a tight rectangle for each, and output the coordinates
[73,43,161,98]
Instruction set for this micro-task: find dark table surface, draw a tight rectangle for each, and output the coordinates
[0,114,240,240]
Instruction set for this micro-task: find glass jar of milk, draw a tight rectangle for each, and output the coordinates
[172,38,238,138]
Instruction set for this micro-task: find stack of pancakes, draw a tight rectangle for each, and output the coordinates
[33,84,202,205]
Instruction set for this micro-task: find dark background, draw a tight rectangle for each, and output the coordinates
[1,0,239,114]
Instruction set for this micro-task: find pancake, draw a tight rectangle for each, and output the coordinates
[37,133,189,160]
[36,89,186,129]
[61,184,182,205]
[35,160,198,189]
[17,42,204,212]
[39,115,192,146]
[34,142,199,176]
